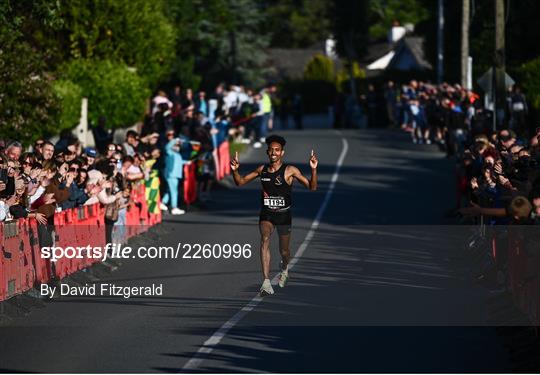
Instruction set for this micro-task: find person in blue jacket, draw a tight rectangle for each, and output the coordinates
[160,129,188,215]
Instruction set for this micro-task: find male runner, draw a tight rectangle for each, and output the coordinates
[230,134,318,296]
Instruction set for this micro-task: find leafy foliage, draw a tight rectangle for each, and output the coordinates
[261,0,332,48]
[519,58,540,110]
[59,0,175,87]
[369,0,429,40]
[166,0,269,89]
[0,14,60,145]
[336,62,366,92]
[61,59,150,129]
[303,54,335,82]
[331,0,369,60]
[52,79,83,131]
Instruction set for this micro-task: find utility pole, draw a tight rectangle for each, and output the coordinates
[437,0,444,84]
[493,0,506,130]
[460,0,470,88]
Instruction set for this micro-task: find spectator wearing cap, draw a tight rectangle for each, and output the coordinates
[84,147,97,169]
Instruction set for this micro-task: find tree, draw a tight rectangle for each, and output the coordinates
[369,0,429,40]
[0,32,60,144]
[166,0,270,89]
[59,0,175,87]
[331,0,369,99]
[519,57,540,110]
[0,0,63,144]
[261,0,333,48]
[61,59,150,129]
[52,80,83,131]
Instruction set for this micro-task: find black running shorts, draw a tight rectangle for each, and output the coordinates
[259,210,292,235]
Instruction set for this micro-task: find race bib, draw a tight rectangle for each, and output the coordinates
[264,197,285,208]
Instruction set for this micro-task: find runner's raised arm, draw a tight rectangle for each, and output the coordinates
[231,151,263,186]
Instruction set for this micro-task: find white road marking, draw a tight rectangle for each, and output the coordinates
[183,135,349,371]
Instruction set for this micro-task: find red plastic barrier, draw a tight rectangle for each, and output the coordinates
[0,219,39,299]
[213,149,222,180]
[125,184,151,239]
[32,222,52,285]
[505,228,540,327]
[184,163,197,205]
[218,141,231,180]
[0,223,6,300]
[1,182,161,302]
[53,209,78,278]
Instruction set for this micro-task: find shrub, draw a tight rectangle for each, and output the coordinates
[52,79,83,131]
[61,59,150,128]
[303,54,335,82]
[336,61,366,92]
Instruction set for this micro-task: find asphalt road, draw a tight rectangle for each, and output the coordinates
[0,128,519,373]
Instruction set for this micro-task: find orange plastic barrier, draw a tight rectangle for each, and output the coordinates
[184,163,197,205]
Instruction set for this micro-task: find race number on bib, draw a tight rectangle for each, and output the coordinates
[264,197,285,208]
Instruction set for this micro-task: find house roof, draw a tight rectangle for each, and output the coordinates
[265,47,342,79]
[393,37,432,70]
[363,36,432,72]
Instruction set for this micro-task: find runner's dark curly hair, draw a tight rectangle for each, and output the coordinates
[265,135,286,148]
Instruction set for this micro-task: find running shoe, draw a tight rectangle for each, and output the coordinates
[171,208,186,215]
[260,279,274,296]
[160,202,168,211]
[253,142,262,149]
[278,268,289,288]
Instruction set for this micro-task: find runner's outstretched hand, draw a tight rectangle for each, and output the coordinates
[231,151,240,171]
[309,149,318,169]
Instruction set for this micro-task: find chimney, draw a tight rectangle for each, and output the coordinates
[388,20,406,44]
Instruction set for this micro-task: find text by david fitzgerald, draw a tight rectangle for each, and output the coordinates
[41,283,163,299]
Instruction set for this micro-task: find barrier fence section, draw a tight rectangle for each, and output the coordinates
[0,184,161,303]
[476,223,540,327]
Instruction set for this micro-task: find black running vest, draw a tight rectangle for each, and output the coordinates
[260,164,292,212]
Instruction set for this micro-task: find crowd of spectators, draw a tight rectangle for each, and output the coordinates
[380,79,540,225]
[0,82,282,249]
[0,134,156,248]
